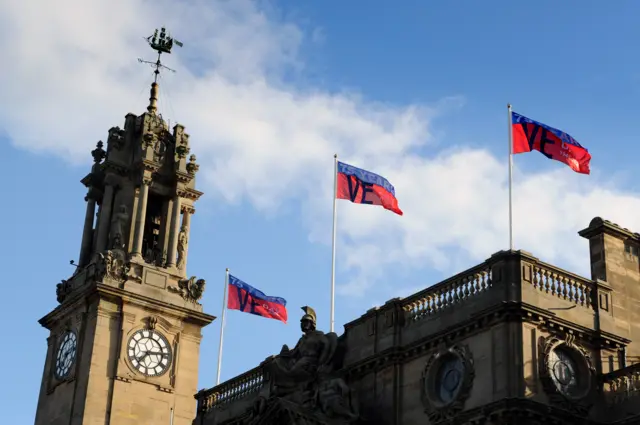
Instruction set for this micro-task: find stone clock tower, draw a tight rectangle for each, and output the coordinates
[34,28,215,425]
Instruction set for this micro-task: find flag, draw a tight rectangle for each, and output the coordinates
[336,161,403,215]
[511,111,591,174]
[227,275,287,323]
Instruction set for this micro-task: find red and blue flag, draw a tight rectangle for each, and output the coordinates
[227,275,287,323]
[512,111,591,174]
[336,161,403,215]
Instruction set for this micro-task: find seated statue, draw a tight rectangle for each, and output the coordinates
[268,306,339,396]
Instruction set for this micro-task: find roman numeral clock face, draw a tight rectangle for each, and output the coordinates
[127,329,172,377]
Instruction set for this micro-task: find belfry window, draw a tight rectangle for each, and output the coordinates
[143,193,164,264]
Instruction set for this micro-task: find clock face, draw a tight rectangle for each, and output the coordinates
[55,331,77,379]
[435,356,464,404]
[549,348,579,396]
[127,329,172,377]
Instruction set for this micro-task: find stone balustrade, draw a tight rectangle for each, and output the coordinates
[527,260,594,308]
[401,261,493,324]
[196,363,267,413]
[602,363,640,405]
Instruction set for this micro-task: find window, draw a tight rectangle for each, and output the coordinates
[624,242,639,259]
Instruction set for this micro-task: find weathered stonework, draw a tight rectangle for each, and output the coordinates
[194,220,640,425]
[34,54,215,425]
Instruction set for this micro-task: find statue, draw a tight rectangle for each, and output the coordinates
[255,307,359,423]
[176,225,188,270]
[95,249,129,282]
[169,276,206,303]
[269,307,339,396]
[110,204,129,249]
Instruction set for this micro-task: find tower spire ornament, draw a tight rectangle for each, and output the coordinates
[138,27,183,114]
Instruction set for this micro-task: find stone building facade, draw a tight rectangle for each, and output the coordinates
[193,218,640,425]
[34,76,215,425]
[31,31,640,425]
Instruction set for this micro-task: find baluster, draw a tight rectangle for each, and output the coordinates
[435,289,441,310]
[462,276,470,298]
[426,295,433,316]
[542,269,550,293]
[532,266,540,290]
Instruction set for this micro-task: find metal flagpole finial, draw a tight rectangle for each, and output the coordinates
[226,268,229,272]
[334,154,338,159]
[507,103,512,109]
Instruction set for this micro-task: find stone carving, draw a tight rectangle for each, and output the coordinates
[176,225,188,270]
[110,204,129,249]
[538,334,595,415]
[153,133,167,163]
[421,343,475,424]
[169,276,206,302]
[186,154,199,174]
[315,375,359,421]
[259,307,358,423]
[91,141,106,170]
[143,132,157,148]
[147,316,158,330]
[56,279,72,303]
[107,126,126,150]
[95,249,129,282]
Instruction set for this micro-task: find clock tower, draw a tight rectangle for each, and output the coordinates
[34,28,215,425]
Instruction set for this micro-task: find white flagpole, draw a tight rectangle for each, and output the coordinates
[330,154,338,333]
[215,268,229,385]
[507,103,514,251]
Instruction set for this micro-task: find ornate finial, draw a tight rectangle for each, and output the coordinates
[186,154,199,174]
[138,27,183,115]
[91,141,106,163]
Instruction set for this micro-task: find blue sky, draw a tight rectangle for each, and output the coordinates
[2,0,640,422]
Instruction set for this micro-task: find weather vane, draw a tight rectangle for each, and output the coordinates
[138,27,184,83]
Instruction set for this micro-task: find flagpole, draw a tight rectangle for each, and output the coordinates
[507,103,514,251]
[216,268,229,385]
[330,154,338,333]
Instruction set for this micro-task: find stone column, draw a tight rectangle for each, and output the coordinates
[131,180,150,258]
[78,194,97,266]
[95,184,115,252]
[179,207,192,271]
[166,196,182,267]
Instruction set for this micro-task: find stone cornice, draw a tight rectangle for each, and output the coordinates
[579,217,639,241]
[178,187,203,201]
[40,280,215,329]
[95,283,215,327]
[455,397,596,424]
[39,295,92,330]
[343,302,629,380]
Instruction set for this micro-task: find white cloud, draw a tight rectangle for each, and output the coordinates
[3,0,640,296]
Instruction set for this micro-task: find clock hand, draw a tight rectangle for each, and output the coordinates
[147,351,167,356]
[135,351,149,361]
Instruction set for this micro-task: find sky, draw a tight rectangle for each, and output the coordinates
[2,0,640,422]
